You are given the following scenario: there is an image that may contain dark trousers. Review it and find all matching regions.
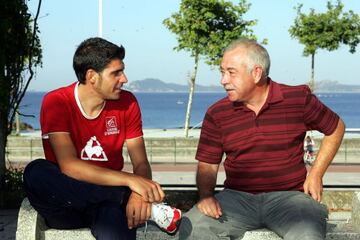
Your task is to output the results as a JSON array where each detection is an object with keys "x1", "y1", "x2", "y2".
[{"x1": 23, "y1": 159, "x2": 136, "y2": 240}]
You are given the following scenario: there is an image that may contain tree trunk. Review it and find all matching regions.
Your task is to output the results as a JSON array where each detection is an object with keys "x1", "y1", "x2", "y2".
[
  {"x1": 309, "y1": 53, "x2": 315, "y2": 92},
  {"x1": 0, "y1": 65, "x2": 8, "y2": 196},
  {"x1": 184, "y1": 54, "x2": 199, "y2": 138},
  {"x1": 15, "y1": 110, "x2": 20, "y2": 136},
  {"x1": 0, "y1": 112, "x2": 8, "y2": 193},
  {"x1": 0, "y1": 0, "x2": 42, "y2": 206}
]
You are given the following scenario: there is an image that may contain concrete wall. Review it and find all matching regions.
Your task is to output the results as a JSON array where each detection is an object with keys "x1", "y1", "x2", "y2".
[{"x1": 5, "y1": 136, "x2": 360, "y2": 165}]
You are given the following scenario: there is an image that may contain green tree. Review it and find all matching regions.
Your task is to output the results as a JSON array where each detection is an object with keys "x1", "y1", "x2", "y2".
[
  {"x1": 0, "y1": 0, "x2": 42, "y2": 200},
  {"x1": 289, "y1": 0, "x2": 360, "y2": 91},
  {"x1": 164, "y1": 0, "x2": 261, "y2": 137}
]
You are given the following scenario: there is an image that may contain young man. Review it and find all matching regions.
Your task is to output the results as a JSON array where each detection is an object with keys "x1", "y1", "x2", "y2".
[
  {"x1": 23, "y1": 37, "x2": 181, "y2": 240},
  {"x1": 179, "y1": 39, "x2": 345, "y2": 240}
]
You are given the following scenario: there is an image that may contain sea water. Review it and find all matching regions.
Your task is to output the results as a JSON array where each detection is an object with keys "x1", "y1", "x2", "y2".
[{"x1": 19, "y1": 91, "x2": 360, "y2": 130}]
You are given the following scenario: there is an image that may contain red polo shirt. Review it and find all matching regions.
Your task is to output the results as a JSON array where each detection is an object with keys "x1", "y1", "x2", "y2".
[
  {"x1": 40, "y1": 82, "x2": 143, "y2": 171},
  {"x1": 196, "y1": 79, "x2": 339, "y2": 193}
]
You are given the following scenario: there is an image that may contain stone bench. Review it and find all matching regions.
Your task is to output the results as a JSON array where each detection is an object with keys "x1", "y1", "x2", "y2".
[{"x1": 16, "y1": 192, "x2": 360, "y2": 240}]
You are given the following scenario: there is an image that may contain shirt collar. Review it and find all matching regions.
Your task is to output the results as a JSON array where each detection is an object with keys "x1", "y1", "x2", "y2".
[
  {"x1": 232, "y1": 78, "x2": 284, "y2": 111},
  {"x1": 267, "y1": 78, "x2": 284, "y2": 104}
]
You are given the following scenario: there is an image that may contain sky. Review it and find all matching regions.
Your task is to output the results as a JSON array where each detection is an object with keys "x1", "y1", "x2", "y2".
[{"x1": 27, "y1": 0, "x2": 360, "y2": 92}]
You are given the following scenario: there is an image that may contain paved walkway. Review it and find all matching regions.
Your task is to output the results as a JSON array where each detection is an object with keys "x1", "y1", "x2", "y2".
[
  {"x1": 125, "y1": 163, "x2": 360, "y2": 188},
  {"x1": 0, "y1": 209, "x2": 18, "y2": 240}
]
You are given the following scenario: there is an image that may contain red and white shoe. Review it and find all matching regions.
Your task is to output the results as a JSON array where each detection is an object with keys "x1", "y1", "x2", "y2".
[{"x1": 150, "y1": 203, "x2": 182, "y2": 233}]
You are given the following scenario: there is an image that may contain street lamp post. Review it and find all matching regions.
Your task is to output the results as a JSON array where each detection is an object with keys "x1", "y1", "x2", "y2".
[{"x1": 98, "y1": 0, "x2": 102, "y2": 37}]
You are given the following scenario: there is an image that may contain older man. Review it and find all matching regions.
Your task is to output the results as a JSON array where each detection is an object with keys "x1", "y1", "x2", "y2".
[{"x1": 180, "y1": 39, "x2": 345, "y2": 240}]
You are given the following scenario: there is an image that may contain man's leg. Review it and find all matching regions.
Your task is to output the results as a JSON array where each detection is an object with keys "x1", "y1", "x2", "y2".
[
  {"x1": 263, "y1": 191, "x2": 328, "y2": 240},
  {"x1": 90, "y1": 201, "x2": 136, "y2": 240},
  {"x1": 179, "y1": 189, "x2": 262, "y2": 240},
  {"x1": 23, "y1": 159, "x2": 131, "y2": 229}
]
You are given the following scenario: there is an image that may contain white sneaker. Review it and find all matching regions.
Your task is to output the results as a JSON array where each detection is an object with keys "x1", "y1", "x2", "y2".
[{"x1": 150, "y1": 203, "x2": 182, "y2": 233}]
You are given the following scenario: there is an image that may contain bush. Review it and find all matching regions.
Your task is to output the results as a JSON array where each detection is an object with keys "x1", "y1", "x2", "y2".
[{"x1": 1, "y1": 167, "x2": 26, "y2": 208}]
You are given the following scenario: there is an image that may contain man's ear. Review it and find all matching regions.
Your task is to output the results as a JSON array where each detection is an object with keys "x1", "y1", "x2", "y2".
[
  {"x1": 252, "y1": 65, "x2": 263, "y2": 84},
  {"x1": 85, "y1": 69, "x2": 98, "y2": 84}
]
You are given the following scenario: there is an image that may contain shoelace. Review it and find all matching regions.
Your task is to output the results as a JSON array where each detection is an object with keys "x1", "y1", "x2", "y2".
[
  {"x1": 158, "y1": 210, "x2": 172, "y2": 225},
  {"x1": 143, "y1": 221, "x2": 148, "y2": 237}
]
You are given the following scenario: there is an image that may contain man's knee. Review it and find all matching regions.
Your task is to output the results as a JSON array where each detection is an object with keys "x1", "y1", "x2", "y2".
[
  {"x1": 23, "y1": 159, "x2": 50, "y2": 192},
  {"x1": 23, "y1": 159, "x2": 74, "y2": 209},
  {"x1": 24, "y1": 159, "x2": 45, "y2": 179},
  {"x1": 179, "y1": 206, "x2": 227, "y2": 240},
  {"x1": 265, "y1": 192, "x2": 327, "y2": 239},
  {"x1": 23, "y1": 159, "x2": 55, "y2": 183}
]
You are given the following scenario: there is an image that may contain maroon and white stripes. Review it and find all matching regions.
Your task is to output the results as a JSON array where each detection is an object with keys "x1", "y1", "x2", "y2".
[{"x1": 196, "y1": 79, "x2": 339, "y2": 193}]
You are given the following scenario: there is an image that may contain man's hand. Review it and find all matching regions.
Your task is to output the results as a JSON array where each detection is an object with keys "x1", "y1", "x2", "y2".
[
  {"x1": 126, "y1": 192, "x2": 151, "y2": 229},
  {"x1": 196, "y1": 196, "x2": 222, "y2": 219},
  {"x1": 303, "y1": 172, "x2": 323, "y2": 202},
  {"x1": 128, "y1": 175, "x2": 165, "y2": 203},
  {"x1": 195, "y1": 161, "x2": 221, "y2": 219}
]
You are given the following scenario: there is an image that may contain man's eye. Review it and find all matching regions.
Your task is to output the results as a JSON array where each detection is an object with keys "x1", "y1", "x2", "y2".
[{"x1": 115, "y1": 71, "x2": 123, "y2": 76}]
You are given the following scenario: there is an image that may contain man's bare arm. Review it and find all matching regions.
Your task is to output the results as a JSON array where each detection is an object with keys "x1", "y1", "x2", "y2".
[
  {"x1": 197, "y1": 161, "x2": 219, "y2": 198},
  {"x1": 126, "y1": 137, "x2": 151, "y2": 179},
  {"x1": 49, "y1": 133, "x2": 161, "y2": 201},
  {"x1": 196, "y1": 161, "x2": 222, "y2": 219},
  {"x1": 304, "y1": 119, "x2": 345, "y2": 201},
  {"x1": 125, "y1": 136, "x2": 164, "y2": 229},
  {"x1": 126, "y1": 136, "x2": 164, "y2": 202}
]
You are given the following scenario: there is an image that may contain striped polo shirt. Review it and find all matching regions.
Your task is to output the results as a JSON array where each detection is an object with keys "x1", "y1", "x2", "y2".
[{"x1": 196, "y1": 79, "x2": 339, "y2": 193}]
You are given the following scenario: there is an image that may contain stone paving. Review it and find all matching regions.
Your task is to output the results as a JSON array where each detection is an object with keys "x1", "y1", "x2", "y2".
[{"x1": 0, "y1": 209, "x2": 18, "y2": 240}]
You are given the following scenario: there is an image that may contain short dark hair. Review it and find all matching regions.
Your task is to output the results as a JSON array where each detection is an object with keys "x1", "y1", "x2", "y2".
[{"x1": 73, "y1": 37, "x2": 125, "y2": 83}]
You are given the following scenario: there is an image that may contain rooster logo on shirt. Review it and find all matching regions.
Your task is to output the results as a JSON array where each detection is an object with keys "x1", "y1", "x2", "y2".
[{"x1": 80, "y1": 136, "x2": 108, "y2": 161}]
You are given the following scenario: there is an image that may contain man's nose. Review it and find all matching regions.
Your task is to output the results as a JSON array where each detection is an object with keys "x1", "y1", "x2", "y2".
[
  {"x1": 221, "y1": 73, "x2": 229, "y2": 85},
  {"x1": 120, "y1": 73, "x2": 128, "y2": 83}
]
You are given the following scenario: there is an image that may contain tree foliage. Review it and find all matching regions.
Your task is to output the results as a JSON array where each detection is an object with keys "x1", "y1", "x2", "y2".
[
  {"x1": 0, "y1": 0, "x2": 42, "y2": 195},
  {"x1": 163, "y1": 0, "x2": 260, "y2": 136},
  {"x1": 289, "y1": 0, "x2": 360, "y2": 90},
  {"x1": 164, "y1": 0, "x2": 259, "y2": 66}
]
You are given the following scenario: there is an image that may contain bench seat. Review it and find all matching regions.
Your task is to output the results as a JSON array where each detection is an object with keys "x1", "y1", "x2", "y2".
[{"x1": 16, "y1": 193, "x2": 360, "y2": 240}]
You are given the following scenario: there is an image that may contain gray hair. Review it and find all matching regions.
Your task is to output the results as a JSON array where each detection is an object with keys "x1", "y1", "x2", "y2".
[{"x1": 224, "y1": 39, "x2": 270, "y2": 80}]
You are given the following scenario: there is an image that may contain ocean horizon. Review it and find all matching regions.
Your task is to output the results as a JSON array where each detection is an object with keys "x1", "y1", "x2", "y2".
[{"x1": 19, "y1": 91, "x2": 360, "y2": 130}]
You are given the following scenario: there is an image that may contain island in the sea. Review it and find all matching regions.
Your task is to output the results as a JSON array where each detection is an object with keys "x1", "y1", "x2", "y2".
[{"x1": 123, "y1": 78, "x2": 360, "y2": 93}]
